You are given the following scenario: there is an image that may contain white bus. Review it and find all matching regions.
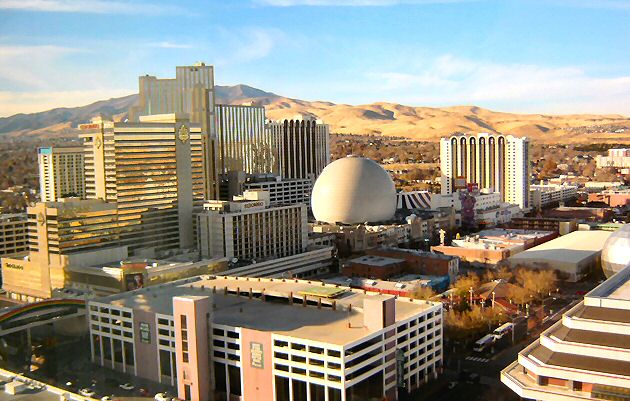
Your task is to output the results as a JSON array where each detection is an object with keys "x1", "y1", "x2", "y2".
[
  {"x1": 473, "y1": 334, "x2": 496, "y2": 352},
  {"x1": 492, "y1": 322, "x2": 514, "y2": 340}
]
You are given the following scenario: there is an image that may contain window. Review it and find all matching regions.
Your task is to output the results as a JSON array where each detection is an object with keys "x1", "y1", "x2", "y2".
[
  {"x1": 228, "y1": 365, "x2": 241, "y2": 396},
  {"x1": 291, "y1": 343, "x2": 306, "y2": 351}
]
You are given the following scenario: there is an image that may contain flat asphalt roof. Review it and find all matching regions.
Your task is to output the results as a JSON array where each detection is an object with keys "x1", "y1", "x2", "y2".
[
  {"x1": 100, "y1": 275, "x2": 436, "y2": 345},
  {"x1": 349, "y1": 255, "x2": 405, "y2": 267}
]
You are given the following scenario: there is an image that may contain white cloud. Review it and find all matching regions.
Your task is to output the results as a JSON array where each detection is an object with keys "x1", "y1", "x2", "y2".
[
  {"x1": 149, "y1": 41, "x2": 194, "y2": 49},
  {"x1": 258, "y1": 0, "x2": 477, "y2": 5},
  {"x1": 0, "y1": 89, "x2": 133, "y2": 117},
  {"x1": 0, "y1": 0, "x2": 187, "y2": 15},
  {"x1": 214, "y1": 28, "x2": 281, "y2": 66},
  {"x1": 363, "y1": 55, "x2": 630, "y2": 115}
]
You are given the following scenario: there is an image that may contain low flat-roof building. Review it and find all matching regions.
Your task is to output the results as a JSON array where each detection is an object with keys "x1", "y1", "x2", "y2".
[
  {"x1": 88, "y1": 275, "x2": 443, "y2": 401},
  {"x1": 530, "y1": 184, "x2": 578, "y2": 209},
  {"x1": 506, "y1": 230, "x2": 613, "y2": 281},
  {"x1": 501, "y1": 264, "x2": 630, "y2": 401},
  {"x1": 431, "y1": 229, "x2": 557, "y2": 266},
  {"x1": 588, "y1": 188, "x2": 630, "y2": 208}
]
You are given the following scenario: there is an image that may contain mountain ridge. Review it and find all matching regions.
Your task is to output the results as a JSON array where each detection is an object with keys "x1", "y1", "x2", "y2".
[{"x1": 1, "y1": 84, "x2": 629, "y2": 143}]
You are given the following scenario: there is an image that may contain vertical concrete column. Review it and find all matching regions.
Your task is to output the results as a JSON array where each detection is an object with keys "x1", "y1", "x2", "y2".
[{"x1": 174, "y1": 296, "x2": 212, "y2": 401}]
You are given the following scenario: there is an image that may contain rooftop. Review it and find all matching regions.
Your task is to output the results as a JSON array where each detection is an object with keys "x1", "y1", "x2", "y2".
[
  {"x1": 348, "y1": 255, "x2": 405, "y2": 267},
  {"x1": 98, "y1": 275, "x2": 437, "y2": 345},
  {"x1": 508, "y1": 230, "x2": 612, "y2": 264}
]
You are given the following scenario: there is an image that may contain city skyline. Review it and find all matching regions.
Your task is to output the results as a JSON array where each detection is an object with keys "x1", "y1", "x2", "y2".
[{"x1": 2, "y1": 0, "x2": 630, "y2": 117}]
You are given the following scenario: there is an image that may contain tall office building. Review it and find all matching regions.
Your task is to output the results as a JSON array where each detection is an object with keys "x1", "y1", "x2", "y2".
[
  {"x1": 502, "y1": 264, "x2": 630, "y2": 400},
  {"x1": 80, "y1": 114, "x2": 197, "y2": 255},
  {"x1": 0, "y1": 213, "x2": 27, "y2": 257},
  {"x1": 215, "y1": 104, "x2": 276, "y2": 176},
  {"x1": 267, "y1": 116, "x2": 330, "y2": 181},
  {"x1": 197, "y1": 190, "x2": 307, "y2": 261},
  {"x1": 128, "y1": 63, "x2": 219, "y2": 199},
  {"x1": 38, "y1": 146, "x2": 85, "y2": 202},
  {"x1": 440, "y1": 133, "x2": 530, "y2": 209}
]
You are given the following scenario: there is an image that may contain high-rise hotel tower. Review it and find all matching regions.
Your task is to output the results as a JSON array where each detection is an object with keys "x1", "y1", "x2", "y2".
[
  {"x1": 267, "y1": 115, "x2": 330, "y2": 181},
  {"x1": 80, "y1": 114, "x2": 198, "y2": 254},
  {"x1": 440, "y1": 133, "x2": 530, "y2": 209},
  {"x1": 128, "y1": 63, "x2": 219, "y2": 200},
  {"x1": 38, "y1": 146, "x2": 86, "y2": 202}
]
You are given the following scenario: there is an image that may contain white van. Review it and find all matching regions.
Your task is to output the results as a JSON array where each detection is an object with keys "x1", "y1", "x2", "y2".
[
  {"x1": 473, "y1": 334, "x2": 496, "y2": 352},
  {"x1": 492, "y1": 322, "x2": 514, "y2": 340}
]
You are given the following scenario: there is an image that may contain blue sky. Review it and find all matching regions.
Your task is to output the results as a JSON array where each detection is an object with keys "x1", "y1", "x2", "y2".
[{"x1": 1, "y1": 0, "x2": 630, "y2": 117}]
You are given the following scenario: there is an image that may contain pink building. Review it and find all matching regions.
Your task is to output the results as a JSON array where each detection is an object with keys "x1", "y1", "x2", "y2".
[{"x1": 88, "y1": 275, "x2": 443, "y2": 401}]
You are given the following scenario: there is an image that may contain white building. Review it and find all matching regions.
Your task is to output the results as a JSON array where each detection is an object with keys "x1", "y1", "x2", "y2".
[
  {"x1": 427, "y1": 191, "x2": 522, "y2": 227},
  {"x1": 530, "y1": 184, "x2": 578, "y2": 209},
  {"x1": 502, "y1": 264, "x2": 630, "y2": 400},
  {"x1": 440, "y1": 133, "x2": 530, "y2": 209},
  {"x1": 197, "y1": 190, "x2": 307, "y2": 261},
  {"x1": 596, "y1": 148, "x2": 630, "y2": 168},
  {"x1": 38, "y1": 146, "x2": 85, "y2": 202},
  {"x1": 244, "y1": 176, "x2": 312, "y2": 206}
]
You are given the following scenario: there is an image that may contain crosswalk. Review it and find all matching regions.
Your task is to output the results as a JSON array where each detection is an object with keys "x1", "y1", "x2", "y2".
[{"x1": 465, "y1": 356, "x2": 490, "y2": 363}]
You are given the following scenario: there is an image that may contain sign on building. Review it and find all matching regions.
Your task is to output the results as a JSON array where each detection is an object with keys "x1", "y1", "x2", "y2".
[
  {"x1": 139, "y1": 322, "x2": 151, "y2": 344},
  {"x1": 396, "y1": 348, "x2": 406, "y2": 388},
  {"x1": 250, "y1": 342, "x2": 264, "y2": 369}
]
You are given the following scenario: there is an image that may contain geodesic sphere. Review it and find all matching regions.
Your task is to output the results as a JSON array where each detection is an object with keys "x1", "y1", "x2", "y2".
[{"x1": 601, "y1": 224, "x2": 630, "y2": 278}]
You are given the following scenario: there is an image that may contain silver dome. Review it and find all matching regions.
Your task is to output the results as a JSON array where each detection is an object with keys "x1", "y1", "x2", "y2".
[{"x1": 601, "y1": 224, "x2": 630, "y2": 278}]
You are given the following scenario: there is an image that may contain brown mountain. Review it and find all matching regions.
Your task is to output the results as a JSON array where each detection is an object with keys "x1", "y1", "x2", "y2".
[{"x1": 1, "y1": 86, "x2": 629, "y2": 143}]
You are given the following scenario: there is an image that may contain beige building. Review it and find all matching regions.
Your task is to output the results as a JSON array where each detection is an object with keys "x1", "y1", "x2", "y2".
[
  {"x1": 440, "y1": 133, "x2": 530, "y2": 209},
  {"x1": 502, "y1": 264, "x2": 630, "y2": 401},
  {"x1": 38, "y1": 146, "x2": 85, "y2": 202},
  {"x1": 80, "y1": 114, "x2": 197, "y2": 255},
  {"x1": 128, "y1": 63, "x2": 219, "y2": 199},
  {"x1": 0, "y1": 213, "x2": 28, "y2": 257},
  {"x1": 1, "y1": 199, "x2": 127, "y2": 301},
  {"x1": 507, "y1": 230, "x2": 613, "y2": 281},
  {"x1": 267, "y1": 116, "x2": 330, "y2": 181},
  {"x1": 197, "y1": 190, "x2": 307, "y2": 261}
]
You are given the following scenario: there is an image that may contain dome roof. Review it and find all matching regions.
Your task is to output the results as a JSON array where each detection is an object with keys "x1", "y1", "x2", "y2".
[
  {"x1": 601, "y1": 224, "x2": 630, "y2": 278},
  {"x1": 311, "y1": 156, "x2": 397, "y2": 224}
]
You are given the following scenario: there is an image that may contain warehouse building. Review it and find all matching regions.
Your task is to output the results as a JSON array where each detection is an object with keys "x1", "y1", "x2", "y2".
[{"x1": 506, "y1": 230, "x2": 613, "y2": 281}]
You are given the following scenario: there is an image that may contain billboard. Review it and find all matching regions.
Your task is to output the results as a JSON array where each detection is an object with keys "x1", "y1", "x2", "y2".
[
  {"x1": 454, "y1": 177, "x2": 467, "y2": 190},
  {"x1": 125, "y1": 273, "x2": 145, "y2": 291}
]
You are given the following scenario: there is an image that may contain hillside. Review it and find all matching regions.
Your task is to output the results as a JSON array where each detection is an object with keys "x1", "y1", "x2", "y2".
[{"x1": 1, "y1": 85, "x2": 629, "y2": 143}]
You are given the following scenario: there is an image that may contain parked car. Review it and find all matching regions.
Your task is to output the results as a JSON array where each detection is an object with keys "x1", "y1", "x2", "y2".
[
  {"x1": 119, "y1": 382, "x2": 135, "y2": 391},
  {"x1": 79, "y1": 388, "x2": 96, "y2": 397},
  {"x1": 155, "y1": 393, "x2": 172, "y2": 401}
]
